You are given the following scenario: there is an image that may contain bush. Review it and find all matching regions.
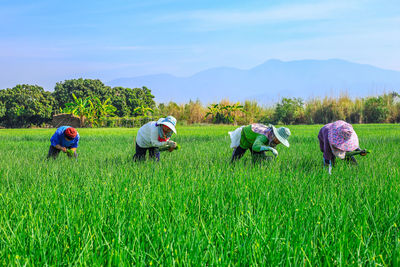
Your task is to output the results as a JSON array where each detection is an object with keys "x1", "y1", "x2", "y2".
[
  {"x1": 363, "y1": 97, "x2": 389, "y2": 123},
  {"x1": 273, "y1": 98, "x2": 305, "y2": 125}
]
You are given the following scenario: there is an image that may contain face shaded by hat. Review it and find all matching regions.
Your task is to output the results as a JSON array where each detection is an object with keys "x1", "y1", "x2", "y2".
[
  {"x1": 157, "y1": 116, "x2": 177, "y2": 134},
  {"x1": 271, "y1": 126, "x2": 291, "y2": 147}
]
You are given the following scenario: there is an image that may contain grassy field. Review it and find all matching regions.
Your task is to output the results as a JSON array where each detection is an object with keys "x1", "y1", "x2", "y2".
[{"x1": 0, "y1": 124, "x2": 399, "y2": 265}]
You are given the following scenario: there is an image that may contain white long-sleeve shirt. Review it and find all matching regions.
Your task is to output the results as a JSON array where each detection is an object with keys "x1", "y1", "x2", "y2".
[{"x1": 136, "y1": 121, "x2": 169, "y2": 148}]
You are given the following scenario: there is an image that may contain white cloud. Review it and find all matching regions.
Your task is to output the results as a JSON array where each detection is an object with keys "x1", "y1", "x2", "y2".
[
  {"x1": 103, "y1": 46, "x2": 150, "y2": 51},
  {"x1": 156, "y1": 1, "x2": 358, "y2": 29},
  {"x1": 103, "y1": 45, "x2": 190, "y2": 52}
]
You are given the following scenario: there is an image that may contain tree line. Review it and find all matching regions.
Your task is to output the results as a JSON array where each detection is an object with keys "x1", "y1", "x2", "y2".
[
  {"x1": 0, "y1": 79, "x2": 155, "y2": 128},
  {"x1": 0, "y1": 78, "x2": 399, "y2": 128},
  {"x1": 157, "y1": 93, "x2": 400, "y2": 125}
]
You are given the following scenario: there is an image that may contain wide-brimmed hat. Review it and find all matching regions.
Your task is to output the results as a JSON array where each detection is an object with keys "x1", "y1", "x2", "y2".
[
  {"x1": 327, "y1": 120, "x2": 358, "y2": 151},
  {"x1": 157, "y1": 116, "x2": 177, "y2": 134},
  {"x1": 271, "y1": 126, "x2": 291, "y2": 147},
  {"x1": 64, "y1": 127, "x2": 77, "y2": 139}
]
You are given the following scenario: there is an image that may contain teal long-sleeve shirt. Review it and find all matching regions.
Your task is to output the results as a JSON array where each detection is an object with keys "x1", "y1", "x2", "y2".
[{"x1": 239, "y1": 125, "x2": 273, "y2": 152}]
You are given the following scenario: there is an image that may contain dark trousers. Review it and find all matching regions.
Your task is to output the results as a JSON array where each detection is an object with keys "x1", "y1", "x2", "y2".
[
  {"x1": 133, "y1": 143, "x2": 160, "y2": 161},
  {"x1": 47, "y1": 146, "x2": 77, "y2": 159},
  {"x1": 324, "y1": 156, "x2": 357, "y2": 167},
  {"x1": 231, "y1": 146, "x2": 266, "y2": 163}
]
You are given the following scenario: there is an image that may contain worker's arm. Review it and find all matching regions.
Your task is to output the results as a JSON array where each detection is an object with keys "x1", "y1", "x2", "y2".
[
  {"x1": 253, "y1": 135, "x2": 278, "y2": 156},
  {"x1": 252, "y1": 135, "x2": 268, "y2": 152},
  {"x1": 50, "y1": 129, "x2": 63, "y2": 150},
  {"x1": 55, "y1": 144, "x2": 67, "y2": 152},
  {"x1": 346, "y1": 149, "x2": 369, "y2": 157},
  {"x1": 158, "y1": 141, "x2": 177, "y2": 152}
]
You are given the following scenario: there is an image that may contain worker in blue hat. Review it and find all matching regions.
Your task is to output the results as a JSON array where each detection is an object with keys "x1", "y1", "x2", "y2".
[{"x1": 133, "y1": 116, "x2": 178, "y2": 161}]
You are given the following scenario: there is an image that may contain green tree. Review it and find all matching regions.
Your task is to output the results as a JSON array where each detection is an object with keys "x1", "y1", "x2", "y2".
[
  {"x1": 54, "y1": 80, "x2": 155, "y2": 118},
  {"x1": 109, "y1": 87, "x2": 130, "y2": 117},
  {"x1": 53, "y1": 78, "x2": 112, "y2": 109},
  {"x1": 274, "y1": 98, "x2": 305, "y2": 124},
  {"x1": 0, "y1": 84, "x2": 55, "y2": 127},
  {"x1": 0, "y1": 101, "x2": 5, "y2": 118},
  {"x1": 133, "y1": 106, "x2": 154, "y2": 117},
  {"x1": 221, "y1": 102, "x2": 244, "y2": 124},
  {"x1": 363, "y1": 96, "x2": 389, "y2": 123},
  {"x1": 205, "y1": 104, "x2": 222, "y2": 123},
  {"x1": 205, "y1": 102, "x2": 244, "y2": 124},
  {"x1": 62, "y1": 93, "x2": 91, "y2": 127},
  {"x1": 88, "y1": 97, "x2": 117, "y2": 127},
  {"x1": 125, "y1": 86, "x2": 156, "y2": 115},
  {"x1": 109, "y1": 86, "x2": 155, "y2": 117}
]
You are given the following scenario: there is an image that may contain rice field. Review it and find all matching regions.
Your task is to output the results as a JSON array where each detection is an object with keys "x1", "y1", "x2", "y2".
[{"x1": 0, "y1": 124, "x2": 399, "y2": 265}]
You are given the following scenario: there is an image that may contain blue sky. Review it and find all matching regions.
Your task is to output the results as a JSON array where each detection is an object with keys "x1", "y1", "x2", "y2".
[{"x1": 1, "y1": 0, "x2": 399, "y2": 90}]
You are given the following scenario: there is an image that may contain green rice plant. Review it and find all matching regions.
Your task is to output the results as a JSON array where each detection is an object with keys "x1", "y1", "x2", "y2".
[
  {"x1": 0, "y1": 124, "x2": 399, "y2": 265},
  {"x1": 66, "y1": 149, "x2": 75, "y2": 157},
  {"x1": 157, "y1": 142, "x2": 181, "y2": 152}
]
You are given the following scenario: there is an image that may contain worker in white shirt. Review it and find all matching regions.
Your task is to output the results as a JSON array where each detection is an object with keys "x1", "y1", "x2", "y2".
[{"x1": 133, "y1": 116, "x2": 178, "y2": 161}]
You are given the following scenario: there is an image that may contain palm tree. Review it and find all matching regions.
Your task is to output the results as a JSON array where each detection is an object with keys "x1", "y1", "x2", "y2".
[
  {"x1": 205, "y1": 104, "x2": 221, "y2": 123},
  {"x1": 88, "y1": 97, "x2": 117, "y2": 127},
  {"x1": 133, "y1": 105, "x2": 154, "y2": 117},
  {"x1": 223, "y1": 102, "x2": 244, "y2": 124},
  {"x1": 63, "y1": 93, "x2": 90, "y2": 127}
]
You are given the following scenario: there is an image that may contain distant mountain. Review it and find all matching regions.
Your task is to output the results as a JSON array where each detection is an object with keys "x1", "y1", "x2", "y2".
[{"x1": 107, "y1": 59, "x2": 400, "y2": 104}]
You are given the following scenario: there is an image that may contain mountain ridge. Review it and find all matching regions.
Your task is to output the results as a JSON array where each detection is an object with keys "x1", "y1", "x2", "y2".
[{"x1": 107, "y1": 59, "x2": 400, "y2": 104}]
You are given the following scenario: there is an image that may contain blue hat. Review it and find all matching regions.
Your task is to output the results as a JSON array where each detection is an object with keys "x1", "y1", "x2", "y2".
[{"x1": 157, "y1": 116, "x2": 177, "y2": 134}]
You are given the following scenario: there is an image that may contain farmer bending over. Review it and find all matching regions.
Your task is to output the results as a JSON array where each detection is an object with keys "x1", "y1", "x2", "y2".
[
  {"x1": 229, "y1": 123, "x2": 290, "y2": 163},
  {"x1": 318, "y1": 120, "x2": 368, "y2": 172},
  {"x1": 133, "y1": 116, "x2": 177, "y2": 161},
  {"x1": 47, "y1": 126, "x2": 79, "y2": 159}
]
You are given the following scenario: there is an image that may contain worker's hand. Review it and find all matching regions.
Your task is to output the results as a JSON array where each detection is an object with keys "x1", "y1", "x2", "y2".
[
  {"x1": 270, "y1": 147, "x2": 278, "y2": 157},
  {"x1": 166, "y1": 141, "x2": 175, "y2": 152},
  {"x1": 61, "y1": 147, "x2": 67, "y2": 153}
]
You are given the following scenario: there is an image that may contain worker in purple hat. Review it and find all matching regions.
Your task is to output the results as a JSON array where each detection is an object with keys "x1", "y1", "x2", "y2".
[
  {"x1": 133, "y1": 116, "x2": 178, "y2": 161},
  {"x1": 318, "y1": 120, "x2": 368, "y2": 173}
]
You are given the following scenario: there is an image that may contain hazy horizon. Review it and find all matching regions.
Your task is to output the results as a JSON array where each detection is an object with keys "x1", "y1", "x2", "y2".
[{"x1": 1, "y1": 0, "x2": 400, "y2": 91}]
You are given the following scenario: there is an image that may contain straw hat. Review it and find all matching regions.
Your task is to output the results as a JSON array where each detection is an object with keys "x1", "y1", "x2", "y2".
[{"x1": 271, "y1": 126, "x2": 291, "y2": 147}]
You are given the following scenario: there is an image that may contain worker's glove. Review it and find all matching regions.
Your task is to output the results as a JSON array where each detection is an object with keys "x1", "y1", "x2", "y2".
[
  {"x1": 270, "y1": 147, "x2": 278, "y2": 157},
  {"x1": 167, "y1": 141, "x2": 177, "y2": 149},
  {"x1": 360, "y1": 149, "x2": 368, "y2": 156},
  {"x1": 261, "y1": 146, "x2": 278, "y2": 157}
]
